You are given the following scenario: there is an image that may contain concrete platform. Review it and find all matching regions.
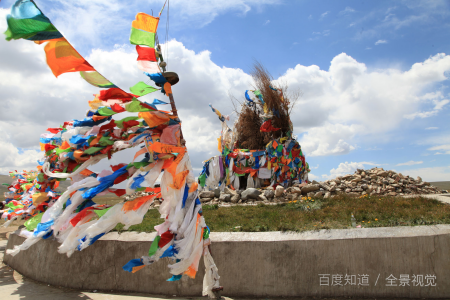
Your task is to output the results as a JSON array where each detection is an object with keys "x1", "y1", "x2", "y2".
[
  {"x1": 407, "y1": 193, "x2": 450, "y2": 205},
  {"x1": 3, "y1": 225, "x2": 450, "y2": 298}
]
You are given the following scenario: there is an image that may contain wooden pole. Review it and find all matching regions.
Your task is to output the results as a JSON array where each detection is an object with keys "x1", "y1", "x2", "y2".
[{"x1": 164, "y1": 81, "x2": 185, "y2": 145}]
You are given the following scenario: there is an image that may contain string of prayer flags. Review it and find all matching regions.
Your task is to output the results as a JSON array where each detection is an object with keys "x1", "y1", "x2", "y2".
[{"x1": 3, "y1": 2, "x2": 222, "y2": 297}]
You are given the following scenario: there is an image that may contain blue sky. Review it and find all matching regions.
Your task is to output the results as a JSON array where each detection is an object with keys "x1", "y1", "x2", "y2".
[{"x1": 0, "y1": 0, "x2": 449, "y2": 181}]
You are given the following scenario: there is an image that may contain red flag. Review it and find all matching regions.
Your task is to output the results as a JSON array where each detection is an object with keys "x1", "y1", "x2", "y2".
[{"x1": 260, "y1": 120, "x2": 280, "y2": 132}]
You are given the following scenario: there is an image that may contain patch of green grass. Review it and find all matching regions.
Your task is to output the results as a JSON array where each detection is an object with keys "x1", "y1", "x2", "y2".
[
  {"x1": 3, "y1": 194, "x2": 449, "y2": 233},
  {"x1": 115, "y1": 194, "x2": 450, "y2": 233}
]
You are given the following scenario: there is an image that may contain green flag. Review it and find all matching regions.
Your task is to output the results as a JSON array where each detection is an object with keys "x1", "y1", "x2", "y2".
[
  {"x1": 94, "y1": 207, "x2": 112, "y2": 218},
  {"x1": 115, "y1": 116, "x2": 140, "y2": 128},
  {"x1": 130, "y1": 27, "x2": 155, "y2": 48},
  {"x1": 130, "y1": 82, "x2": 158, "y2": 97},
  {"x1": 83, "y1": 146, "x2": 104, "y2": 155},
  {"x1": 125, "y1": 99, "x2": 153, "y2": 113},
  {"x1": 148, "y1": 235, "x2": 161, "y2": 256},
  {"x1": 24, "y1": 213, "x2": 43, "y2": 231},
  {"x1": 98, "y1": 107, "x2": 117, "y2": 116}
]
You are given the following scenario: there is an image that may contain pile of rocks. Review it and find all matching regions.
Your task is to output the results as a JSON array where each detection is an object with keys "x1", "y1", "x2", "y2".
[
  {"x1": 322, "y1": 167, "x2": 443, "y2": 197},
  {"x1": 198, "y1": 167, "x2": 445, "y2": 205}
]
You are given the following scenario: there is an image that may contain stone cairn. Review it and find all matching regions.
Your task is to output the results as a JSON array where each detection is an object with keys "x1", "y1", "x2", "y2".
[{"x1": 198, "y1": 167, "x2": 446, "y2": 206}]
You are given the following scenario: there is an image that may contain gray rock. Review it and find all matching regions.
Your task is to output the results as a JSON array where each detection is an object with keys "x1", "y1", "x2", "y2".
[
  {"x1": 286, "y1": 194, "x2": 295, "y2": 201},
  {"x1": 319, "y1": 182, "x2": 332, "y2": 191},
  {"x1": 241, "y1": 188, "x2": 261, "y2": 201},
  {"x1": 275, "y1": 185, "x2": 284, "y2": 197},
  {"x1": 351, "y1": 176, "x2": 362, "y2": 183},
  {"x1": 231, "y1": 194, "x2": 240, "y2": 203},
  {"x1": 264, "y1": 189, "x2": 275, "y2": 199},
  {"x1": 324, "y1": 192, "x2": 331, "y2": 199},
  {"x1": 199, "y1": 191, "x2": 214, "y2": 198},
  {"x1": 287, "y1": 187, "x2": 302, "y2": 194},
  {"x1": 378, "y1": 171, "x2": 389, "y2": 177},
  {"x1": 200, "y1": 197, "x2": 213, "y2": 203},
  {"x1": 258, "y1": 194, "x2": 268, "y2": 202},
  {"x1": 301, "y1": 184, "x2": 320, "y2": 194},
  {"x1": 214, "y1": 187, "x2": 220, "y2": 198},
  {"x1": 224, "y1": 187, "x2": 237, "y2": 195},
  {"x1": 219, "y1": 193, "x2": 231, "y2": 202},
  {"x1": 314, "y1": 191, "x2": 324, "y2": 198},
  {"x1": 274, "y1": 197, "x2": 285, "y2": 203}
]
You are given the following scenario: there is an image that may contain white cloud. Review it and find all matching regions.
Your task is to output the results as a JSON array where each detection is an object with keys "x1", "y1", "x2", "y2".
[
  {"x1": 426, "y1": 127, "x2": 439, "y2": 130},
  {"x1": 322, "y1": 161, "x2": 382, "y2": 180},
  {"x1": 308, "y1": 173, "x2": 319, "y2": 180},
  {"x1": 0, "y1": 137, "x2": 43, "y2": 175},
  {"x1": 366, "y1": 146, "x2": 382, "y2": 151},
  {"x1": 383, "y1": 13, "x2": 429, "y2": 30},
  {"x1": 351, "y1": 2, "x2": 449, "y2": 42},
  {"x1": 428, "y1": 145, "x2": 450, "y2": 155},
  {"x1": 17, "y1": 0, "x2": 282, "y2": 50},
  {"x1": 434, "y1": 99, "x2": 449, "y2": 110},
  {"x1": 321, "y1": 30, "x2": 331, "y2": 36},
  {"x1": 400, "y1": 166, "x2": 450, "y2": 182},
  {"x1": 404, "y1": 91, "x2": 449, "y2": 120},
  {"x1": 320, "y1": 11, "x2": 330, "y2": 20},
  {"x1": 274, "y1": 52, "x2": 450, "y2": 156},
  {"x1": 339, "y1": 7, "x2": 355, "y2": 15},
  {"x1": 375, "y1": 39, "x2": 388, "y2": 45},
  {"x1": 404, "y1": 110, "x2": 439, "y2": 119},
  {"x1": 396, "y1": 160, "x2": 423, "y2": 166},
  {"x1": 297, "y1": 123, "x2": 359, "y2": 156},
  {"x1": 264, "y1": 20, "x2": 270, "y2": 25}
]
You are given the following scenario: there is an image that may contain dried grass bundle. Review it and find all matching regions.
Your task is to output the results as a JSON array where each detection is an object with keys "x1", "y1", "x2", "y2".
[{"x1": 234, "y1": 61, "x2": 300, "y2": 150}]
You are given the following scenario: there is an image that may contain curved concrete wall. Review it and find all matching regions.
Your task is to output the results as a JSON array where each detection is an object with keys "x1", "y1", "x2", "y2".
[{"x1": 4, "y1": 225, "x2": 450, "y2": 298}]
